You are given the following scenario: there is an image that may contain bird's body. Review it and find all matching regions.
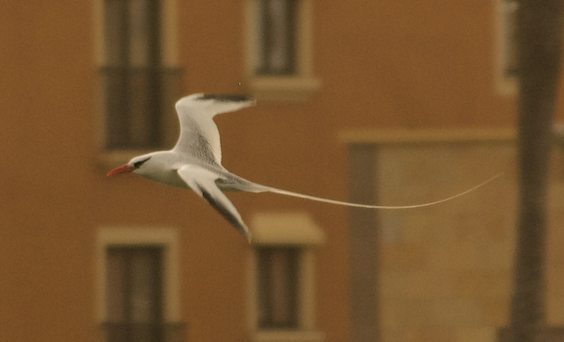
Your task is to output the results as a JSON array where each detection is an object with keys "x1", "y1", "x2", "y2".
[
  {"x1": 124, "y1": 150, "x2": 258, "y2": 191},
  {"x1": 107, "y1": 93, "x2": 498, "y2": 241}
]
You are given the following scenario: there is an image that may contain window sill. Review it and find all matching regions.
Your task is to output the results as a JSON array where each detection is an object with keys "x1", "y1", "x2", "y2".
[
  {"x1": 496, "y1": 75, "x2": 517, "y2": 95},
  {"x1": 251, "y1": 330, "x2": 325, "y2": 342},
  {"x1": 249, "y1": 212, "x2": 326, "y2": 246},
  {"x1": 248, "y1": 76, "x2": 321, "y2": 102}
]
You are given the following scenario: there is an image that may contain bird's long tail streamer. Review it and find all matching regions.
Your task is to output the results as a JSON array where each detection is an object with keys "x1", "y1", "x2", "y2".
[{"x1": 264, "y1": 173, "x2": 502, "y2": 209}]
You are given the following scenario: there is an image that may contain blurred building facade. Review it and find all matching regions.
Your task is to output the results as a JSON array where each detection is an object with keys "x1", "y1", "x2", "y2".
[{"x1": 3, "y1": 1, "x2": 564, "y2": 342}]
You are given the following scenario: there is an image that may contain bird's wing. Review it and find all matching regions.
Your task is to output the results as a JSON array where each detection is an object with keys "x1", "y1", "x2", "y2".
[
  {"x1": 177, "y1": 164, "x2": 251, "y2": 241},
  {"x1": 173, "y1": 93, "x2": 256, "y2": 165}
]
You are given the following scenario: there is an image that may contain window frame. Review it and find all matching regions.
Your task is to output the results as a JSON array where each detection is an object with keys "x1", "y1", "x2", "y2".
[
  {"x1": 96, "y1": 227, "x2": 181, "y2": 326},
  {"x1": 247, "y1": 212, "x2": 325, "y2": 342},
  {"x1": 93, "y1": 0, "x2": 181, "y2": 168},
  {"x1": 245, "y1": 0, "x2": 321, "y2": 101},
  {"x1": 103, "y1": 245, "x2": 168, "y2": 342},
  {"x1": 105, "y1": 246, "x2": 164, "y2": 323},
  {"x1": 256, "y1": 246, "x2": 300, "y2": 329},
  {"x1": 495, "y1": 0, "x2": 518, "y2": 95},
  {"x1": 254, "y1": 0, "x2": 298, "y2": 76}
]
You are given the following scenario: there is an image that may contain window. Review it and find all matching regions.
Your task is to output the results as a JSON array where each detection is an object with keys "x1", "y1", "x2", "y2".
[
  {"x1": 254, "y1": 0, "x2": 297, "y2": 75},
  {"x1": 96, "y1": 227, "x2": 184, "y2": 342},
  {"x1": 248, "y1": 212, "x2": 325, "y2": 342},
  {"x1": 500, "y1": 0, "x2": 518, "y2": 77},
  {"x1": 95, "y1": 0, "x2": 181, "y2": 153},
  {"x1": 246, "y1": 0, "x2": 321, "y2": 101},
  {"x1": 104, "y1": 247, "x2": 164, "y2": 341},
  {"x1": 495, "y1": 0, "x2": 518, "y2": 94},
  {"x1": 256, "y1": 247, "x2": 299, "y2": 329},
  {"x1": 102, "y1": 0, "x2": 164, "y2": 150}
]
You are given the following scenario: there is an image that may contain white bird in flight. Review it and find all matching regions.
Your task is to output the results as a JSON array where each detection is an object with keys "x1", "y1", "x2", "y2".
[{"x1": 107, "y1": 93, "x2": 498, "y2": 242}]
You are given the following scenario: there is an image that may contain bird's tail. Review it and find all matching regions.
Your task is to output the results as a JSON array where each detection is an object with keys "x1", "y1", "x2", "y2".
[{"x1": 249, "y1": 174, "x2": 501, "y2": 209}]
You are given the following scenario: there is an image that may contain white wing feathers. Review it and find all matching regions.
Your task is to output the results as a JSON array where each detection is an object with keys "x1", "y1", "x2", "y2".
[
  {"x1": 177, "y1": 164, "x2": 251, "y2": 241},
  {"x1": 173, "y1": 93, "x2": 256, "y2": 165}
]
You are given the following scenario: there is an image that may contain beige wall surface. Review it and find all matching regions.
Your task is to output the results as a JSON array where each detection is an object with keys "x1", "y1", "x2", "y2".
[{"x1": 370, "y1": 131, "x2": 564, "y2": 342}]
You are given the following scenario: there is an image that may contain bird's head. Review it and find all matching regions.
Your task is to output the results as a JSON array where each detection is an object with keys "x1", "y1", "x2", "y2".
[{"x1": 106, "y1": 154, "x2": 153, "y2": 177}]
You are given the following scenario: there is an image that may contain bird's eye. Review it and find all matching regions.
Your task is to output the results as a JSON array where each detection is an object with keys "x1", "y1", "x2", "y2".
[{"x1": 133, "y1": 157, "x2": 151, "y2": 168}]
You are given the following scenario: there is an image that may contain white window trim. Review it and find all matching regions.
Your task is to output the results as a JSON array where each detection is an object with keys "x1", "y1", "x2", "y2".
[
  {"x1": 245, "y1": 0, "x2": 322, "y2": 101},
  {"x1": 93, "y1": 0, "x2": 180, "y2": 169},
  {"x1": 95, "y1": 227, "x2": 181, "y2": 323},
  {"x1": 494, "y1": 0, "x2": 518, "y2": 95},
  {"x1": 247, "y1": 212, "x2": 325, "y2": 342}
]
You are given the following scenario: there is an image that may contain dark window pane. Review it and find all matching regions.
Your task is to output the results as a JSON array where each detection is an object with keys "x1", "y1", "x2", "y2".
[
  {"x1": 255, "y1": 0, "x2": 296, "y2": 75},
  {"x1": 103, "y1": 246, "x2": 190, "y2": 342},
  {"x1": 106, "y1": 247, "x2": 163, "y2": 324},
  {"x1": 257, "y1": 247, "x2": 299, "y2": 329},
  {"x1": 102, "y1": 0, "x2": 166, "y2": 150},
  {"x1": 104, "y1": 0, "x2": 160, "y2": 67},
  {"x1": 101, "y1": 67, "x2": 163, "y2": 150},
  {"x1": 106, "y1": 250, "x2": 127, "y2": 322},
  {"x1": 502, "y1": 0, "x2": 518, "y2": 77},
  {"x1": 104, "y1": 0, "x2": 128, "y2": 66}
]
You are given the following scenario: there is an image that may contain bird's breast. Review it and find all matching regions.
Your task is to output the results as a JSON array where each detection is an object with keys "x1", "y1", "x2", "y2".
[{"x1": 141, "y1": 169, "x2": 189, "y2": 189}]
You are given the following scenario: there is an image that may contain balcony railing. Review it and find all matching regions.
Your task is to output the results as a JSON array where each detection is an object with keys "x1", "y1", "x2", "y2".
[
  {"x1": 498, "y1": 326, "x2": 564, "y2": 342},
  {"x1": 100, "y1": 322, "x2": 187, "y2": 342},
  {"x1": 99, "y1": 66, "x2": 183, "y2": 150}
]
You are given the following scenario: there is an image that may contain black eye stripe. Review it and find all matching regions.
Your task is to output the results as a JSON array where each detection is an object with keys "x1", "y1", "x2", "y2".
[{"x1": 133, "y1": 157, "x2": 151, "y2": 168}]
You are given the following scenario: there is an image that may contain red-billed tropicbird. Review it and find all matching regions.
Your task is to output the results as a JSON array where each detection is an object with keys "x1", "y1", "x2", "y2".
[{"x1": 107, "y1": 93, "x2": 498, "y2": 241}]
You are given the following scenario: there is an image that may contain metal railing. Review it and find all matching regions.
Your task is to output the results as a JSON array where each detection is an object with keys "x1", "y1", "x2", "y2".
[
  {"x1": 100, "y1": 322, "x2": 187, "y2": 342},
  {"x1": 99, "y1": 66, "x2": 183, "y2": 150},
  {"x1": 498, "y1": 326, "x2": 564, "y2": 342}
]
